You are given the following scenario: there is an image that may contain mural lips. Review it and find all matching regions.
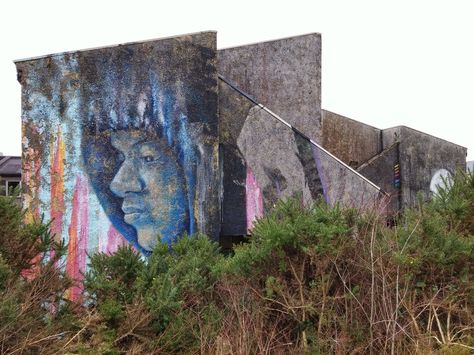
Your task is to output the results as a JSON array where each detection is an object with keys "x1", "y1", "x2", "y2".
[{"x1": 121, "y1": 204, "x2": 145, "y2": 224}]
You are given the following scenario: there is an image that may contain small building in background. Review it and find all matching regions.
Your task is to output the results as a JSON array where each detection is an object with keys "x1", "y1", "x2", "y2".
[{"x1": 0, "y1": 155, "x2": 21, "y2": 196}]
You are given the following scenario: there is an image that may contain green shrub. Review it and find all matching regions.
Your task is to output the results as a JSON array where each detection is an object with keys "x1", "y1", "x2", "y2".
[
  {"x1": 85, "y1": 245, "x2": 145, "y2": 306},
  {"x1": 0, "y1": 195, "x2": 77, "y2": 354},
  {"x1": 2, "y1": 170, "x2": 473, "y2": 354},
  {"x1": 82, "y1": 234, "x2": 223, "y2": 353}
]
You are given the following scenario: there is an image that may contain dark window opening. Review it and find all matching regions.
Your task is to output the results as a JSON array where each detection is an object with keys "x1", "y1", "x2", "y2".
[{"x1": 6, "y1": 180, "x2": 20, "y2": 196}]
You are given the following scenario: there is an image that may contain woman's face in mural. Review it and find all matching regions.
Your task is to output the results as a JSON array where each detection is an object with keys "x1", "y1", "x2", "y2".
[{"x1": 110, "y1": 129, "x2": 189, "y2": 251}]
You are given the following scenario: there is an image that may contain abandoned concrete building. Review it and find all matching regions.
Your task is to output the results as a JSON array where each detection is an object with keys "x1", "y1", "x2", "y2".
[{"x1": 15, "y1": 32, "x2": 467, "y2": 266}]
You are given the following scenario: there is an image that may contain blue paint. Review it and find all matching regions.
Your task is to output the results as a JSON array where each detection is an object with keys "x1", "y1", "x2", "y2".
[
  {"x1": 79, "y1": 52, "x2": 200, "y2": 254},
  {"x1": 108, "y1": 130, "x2": 190, "y2": 250}
]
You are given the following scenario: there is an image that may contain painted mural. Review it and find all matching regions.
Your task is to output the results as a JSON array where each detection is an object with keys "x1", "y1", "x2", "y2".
[
  {"x1": 216, "y1": 34, "x2": 386, "y2": 236},
  {"x1": 16, "y1": 33, "x2": 219, "y2": 297},
  {"x1": 218, "y1": 80, "x2": 383, "y2": 236}
]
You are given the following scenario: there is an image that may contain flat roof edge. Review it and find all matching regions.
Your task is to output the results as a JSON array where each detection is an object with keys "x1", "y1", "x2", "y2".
[
  {"x1": 218, "y1": 32, "x2": 321, "y2": 51},
  {"x1": 14, "y1": 30, "x2": 217, "y2": 64},
  {"x1": 322, "y1": 109, "x2": 382, "y2": 131},
  {"x1": 384, "y1": 125, "x2": 467, "y2": 149}
]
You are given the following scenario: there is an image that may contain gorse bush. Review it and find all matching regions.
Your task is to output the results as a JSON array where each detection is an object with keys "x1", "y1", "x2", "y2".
[
  {"x1": 432, "y1": 170, "x2": 474, "y2": 234},
  {"x1": 80, "y1": 234, "x2": 224, "y2": 353},
  {"x1": 214, "y1": 199, "x2": 359, "y2": 352},
  {"x1": 225, "y1": 199, "x2": 351, "y2": 276},
  {"x1": 1, "y1": 170, "x2": 473, "y2": 354},
  {"x1": 0, "y1": 194, "x2": 77, "y2": 354}
]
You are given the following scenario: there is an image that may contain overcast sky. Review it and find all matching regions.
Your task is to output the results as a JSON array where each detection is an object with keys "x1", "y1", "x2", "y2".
[{"x1": 1, "y1": 0, "x2": 473, "y2": 160}]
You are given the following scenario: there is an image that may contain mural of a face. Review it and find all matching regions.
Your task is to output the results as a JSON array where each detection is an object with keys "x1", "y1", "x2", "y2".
[
  {"x1": 109, "y1": 129, "x2": 189, "y2": 251},
  {"x1": 17, "y1": 34, "x2": 219, "y2": 303},
  {"x1": 18, "y1": 34, "x2": 220, "y2": 261}
]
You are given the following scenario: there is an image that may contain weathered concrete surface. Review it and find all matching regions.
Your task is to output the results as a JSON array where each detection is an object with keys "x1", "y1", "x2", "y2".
[
  {"x1": 218, "y1": 35, "x2": 384, "y2": 235},
  {"x1": 322, "y1": 110, "x2": 382, "y2": 168},
  {"x1": 383, "y1": 126, "x2": 467, "y2": 208},
  {"x1": 315, "y1": 146, "x2": 382, "y2": 209},
  {"x1": 16, "y1": 31, "x2": 220, "y2": 295},
  {"x1": 237, "y1": 107, "x2": 317, "y2": 211},
  {"x1": 218, "y1": 80, "x2": 253, "y2": 236},
  {"x1": 219, "y1": 79, "x2": 320, "y2": 235},
  {"x1": 321, "y1": 110, "x2": 467, "y2": 212},
  {"x1": 16, "y1": 29, "x2": 467, "y2": 254},
  {"x1": 218, "y1": 33, "x2": 322, "y2": 143},
  {"x1": 219, "y1": 75, "x2": 382, "y2": 237},
  {"x1": 218, "y1": 34, "x2": 322, "y2": 236},
  {"x1": 358, "y1": 143, "x2": 400, "y2": 213}
]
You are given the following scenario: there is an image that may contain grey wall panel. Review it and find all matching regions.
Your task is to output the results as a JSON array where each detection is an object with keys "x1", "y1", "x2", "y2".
[
  {"x1": 322, "y1": 110, "x2": 382, "y2": 168},
  {"x1": 218, "y1": 33, "x2": 322, "y2": 143}
]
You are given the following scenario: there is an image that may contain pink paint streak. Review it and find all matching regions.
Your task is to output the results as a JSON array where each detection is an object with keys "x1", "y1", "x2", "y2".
[
  {"x1": 66, "y1": 175, "x2": 89, "y2": 301},
  {"x1": 106, "y1": 224, "x2": 127, "y2": 254},
  {"x1": 245, "y1": 167, "x2": 264, "y2": 232},
  {"x1": 50, "y1": 130, "x2": 65, "y2": 238}
]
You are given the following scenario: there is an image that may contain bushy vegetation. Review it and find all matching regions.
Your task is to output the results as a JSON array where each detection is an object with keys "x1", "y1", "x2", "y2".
[
  {"x1": 0, "y1": 192, "x2": 77, "y2": 354},
  {"x1": 0, "y1": 171, "x2": 473, "y2": 354}
]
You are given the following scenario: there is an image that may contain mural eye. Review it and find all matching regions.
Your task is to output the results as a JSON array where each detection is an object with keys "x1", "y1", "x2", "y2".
[{"x1": 142, "y1": 155, "x2": 156, "y2": 163}]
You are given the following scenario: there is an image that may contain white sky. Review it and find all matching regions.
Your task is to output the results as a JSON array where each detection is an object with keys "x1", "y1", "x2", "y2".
[{"x1": 1, "y1": 0, "x2": 473, "y2": 160}]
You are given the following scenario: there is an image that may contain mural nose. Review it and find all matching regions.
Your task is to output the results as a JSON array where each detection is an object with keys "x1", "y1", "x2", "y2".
[{"x1": 110, "y1": 161, "x2": 143, "y2": 197}]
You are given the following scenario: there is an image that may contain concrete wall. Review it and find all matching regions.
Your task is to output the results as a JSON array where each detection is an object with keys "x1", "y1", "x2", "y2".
[
  {"x1": 321, "y1": 110, "x2": 467, "y2": 212},
  {"x1": 322, "y1": 110, "x2": 382, "y2": 168},
  {"x1": 16, "y1": 32, "x2": 219, "y2": 299},
  {"x1": 219, "y1": 79, "x2": 319, "y2": 235},
  {"x1": 219, "y1": 88, "x2": 382, "y2": 236},
  {"x1": 218, "y1": 35, "x2": 382, "y2": 236},
  {"x1": 218, "y1": 34, "x2": 322, "y2": 235},
  {"x1": 218, "y1": 80, "x2": 253, "y2": 236},
  {"x1": 16, "y1": 29, "x2": 466, "y2": 273},
  {"x1": 357, "y1": 143, "x2": 400, "y2": 213},
  {"x1": 218, "y1": 33, "x2": 322, "y2": 142},
  {"x1": 383, "y1": 126, "x2": 467, "y2": 208}
]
